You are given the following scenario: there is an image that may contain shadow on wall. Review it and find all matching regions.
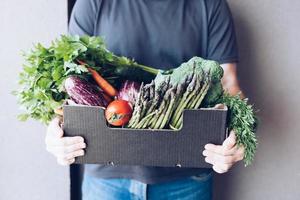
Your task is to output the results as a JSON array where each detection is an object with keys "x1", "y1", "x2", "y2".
[
  {"x1": 213, "y1": 1, "x2": 291, "y2": 199},
  {"x1": 213, "y1": 7, "x2": 258, "y2": 199}
]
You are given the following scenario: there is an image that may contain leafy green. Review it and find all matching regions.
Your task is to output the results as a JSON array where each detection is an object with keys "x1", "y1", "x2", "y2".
[
  {"x1": 203, "y1": 82, "x2": 223, "y2": 106},
  {"x1": 155, "y1": 57, "x2": 223, "y2": 85},
  {"x1": 218, "y1": 93, "x2": 258, "y2": 166},
  {"x1": 15, "y1": 35, "x2": 158, "y2": 124},
  {"x1": 155, "y1": 57, "x2": 224, "y2": 105}
]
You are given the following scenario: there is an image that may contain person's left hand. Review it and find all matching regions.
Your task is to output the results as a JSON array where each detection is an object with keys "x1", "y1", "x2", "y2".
[{"x1": 203, "y1": 131, "x2": 244, "y2": 173}]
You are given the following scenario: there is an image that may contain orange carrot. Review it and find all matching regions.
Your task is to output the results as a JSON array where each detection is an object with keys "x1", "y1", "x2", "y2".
[
  {"x1": 77, "y1": 60, "x2": 118, "y2": 97},
  {"x1": 77, "y1": 60, "x2": 87, "y2": 66},
  {"x1": 87, "y1": 68, "x2": 118, "y2": 97}
]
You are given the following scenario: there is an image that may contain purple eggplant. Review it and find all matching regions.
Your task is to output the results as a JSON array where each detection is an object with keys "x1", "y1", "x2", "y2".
[{"x1": 64, "y1": 76, "x2": 108, "y2": 107}]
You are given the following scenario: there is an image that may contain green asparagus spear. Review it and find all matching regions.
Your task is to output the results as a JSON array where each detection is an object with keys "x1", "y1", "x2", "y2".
[
  {"x1": 139, "y1": 84, "x2": 152, "y2": 120},
  {"x1": 141, "y1": 111, "x2": 157, "y2": 129},
  {"x1": 173, "y1": 87, "x2": 198, "y2": 129},
  {"x1": 134, "y1": 112, "x2": 156, "y2": 129},
  {"x1": 159, "y1": 89, "x2": 176, "y2": 129},
  {"x1": 153, "y1": 88, "x2": 173, "y2": 129},
  {"x1": 158, "y1": 76, "x2": 171, "y2": 98},
  {"x1": 128, "y1": 82, "x2": 144, "y2": 127},
  {"x1": 149, "y1": 80, "x2": 155, "y2": 99},
  {"x1": 170, "y1": 73, "x2": 197, "y2": 125},
  {"x1": 149, "y1": 92, "x2": 168, "y2": 129},
  {"x1": 153, "y1": 100, "x2": 170, "y2": 129},
  {"x1": 145, "y1": 90, "x2": 160, "y2": 116},
  {"x1": 186, "y1": 74, "x2": 202, "y2": 109},
  {"x1": 127, "y1": 104, "x2": 142, "y2": 127},
  {"x1": 193, "y1": 80, "x2": 210, "y2": 109}
]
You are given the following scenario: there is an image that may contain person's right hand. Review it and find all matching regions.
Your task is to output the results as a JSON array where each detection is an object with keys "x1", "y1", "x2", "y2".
[{"x1": 45, "y1": 117, "x2": 86, "y2": 165}]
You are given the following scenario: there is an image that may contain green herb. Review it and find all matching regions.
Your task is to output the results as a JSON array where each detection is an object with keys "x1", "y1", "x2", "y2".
[
  {"x1": 15, "y1": 35, "x2": 158, "y2": 124},
  {"x1": 218, "y1": 93, "x2": 258, "y2": 166}
]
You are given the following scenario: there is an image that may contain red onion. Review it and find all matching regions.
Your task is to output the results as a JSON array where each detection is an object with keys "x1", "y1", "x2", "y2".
[{"x1": 117, "y1": 81, "x2": 140, "y2": 105}]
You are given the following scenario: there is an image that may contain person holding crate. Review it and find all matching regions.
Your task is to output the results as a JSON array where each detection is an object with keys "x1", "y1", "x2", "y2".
[{"x1": 45, "y1": 0, "x2": 245, "y2": 199}]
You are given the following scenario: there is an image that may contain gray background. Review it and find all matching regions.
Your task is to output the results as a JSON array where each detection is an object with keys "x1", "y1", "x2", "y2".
[
  {"x1": 0, "y1": 0, "x2": 299, "y2": 200},
  {"x1": 0, "y1": 0, "x2": 70, "y2": 200},
  {"x1": 214, "y1": 1, "x2": 300, "y2": 200}
]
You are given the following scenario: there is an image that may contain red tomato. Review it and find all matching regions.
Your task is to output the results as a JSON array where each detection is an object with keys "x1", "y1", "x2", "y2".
[{"x1": 105, "y1": 100, "x2": 133, "y2": 126}]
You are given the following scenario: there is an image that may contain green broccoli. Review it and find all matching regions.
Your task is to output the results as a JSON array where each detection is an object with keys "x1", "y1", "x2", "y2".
[{"x1": 155, "y1": 57, "x2": 224, "y2": 86}]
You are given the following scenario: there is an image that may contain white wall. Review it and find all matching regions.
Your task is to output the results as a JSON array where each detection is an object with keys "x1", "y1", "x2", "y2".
[
  {"x1": 0, "y1": 1, "x2": 70, "y2": 200},
  {"x1": 214, "y1": 1, "x2": 300, "y2": 199}
]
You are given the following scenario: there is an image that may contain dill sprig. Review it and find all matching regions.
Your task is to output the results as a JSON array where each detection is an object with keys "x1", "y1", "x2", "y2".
[{"x1": 219, "y1": 93, "x2": 258, "y2": 166}]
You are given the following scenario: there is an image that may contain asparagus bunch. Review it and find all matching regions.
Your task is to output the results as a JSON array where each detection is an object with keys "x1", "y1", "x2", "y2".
[
  {"x1": 169, "y1": 70, "x2": 212, "y2": 129},
  {"x1": 127, "y1": 78, "x2": 178, "y2": 129},
  {"x1": 128, "y1": 63, "x2": 213, "y2": 130}
]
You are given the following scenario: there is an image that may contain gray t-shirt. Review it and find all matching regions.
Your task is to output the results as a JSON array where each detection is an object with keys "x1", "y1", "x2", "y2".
[{"x1": 69, "y1": 0, "x2": 238, "y2": 184}]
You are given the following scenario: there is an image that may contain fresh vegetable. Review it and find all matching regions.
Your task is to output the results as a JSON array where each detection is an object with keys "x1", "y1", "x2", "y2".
[
  {"x1": 77, "y1": 60, "x2": 118, "y2": 97},
  {"x1": 117, "y1": 81, "x2": 140, "y2": 105},
  {"x1": 15, "y1": 35, "x2": 257, "y2": 166},
  {"x1": 155, "y1": 57, "x2": 223, "y2": 106},
  {"x1": 65, "y1": 76, "x2": 107, "y2": 107},
  {"x1": 127, "y1": 67, "x2": 210, "y2": 130},
  {"x1": 218, "y1": 93, "x2": 258, "y2": 166},
  {"x1": 15, "y1": 35, "x2": 158, "y2": 124},
  {"x1": 87, "y1": 67, "x2": 118, "y2": 97},
  {"x1": 129, "y1": 57, "x2": 258, "y2": 166},
  {"x1": 129, "y1": 58, "x2": 216, "y2": 130},
  {"x1": 105, "y1": 100, "x2": 133, "y2": 126}
]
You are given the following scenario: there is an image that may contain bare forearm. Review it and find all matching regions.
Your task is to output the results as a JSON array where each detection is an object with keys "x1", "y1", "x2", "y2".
[
  {"x1": 220, "y1": 63, "x2": 244, "y2": 98},
  {"x1": 223, "y1": 83, "x2": 243, "y2": 97}
]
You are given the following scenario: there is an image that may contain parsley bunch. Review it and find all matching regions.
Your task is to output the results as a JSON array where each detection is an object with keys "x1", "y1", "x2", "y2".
[{"x1": 15, "y1": 35, "x2": 157, "y2": 124}]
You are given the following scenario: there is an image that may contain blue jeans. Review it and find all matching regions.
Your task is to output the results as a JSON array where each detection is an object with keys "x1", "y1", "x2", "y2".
[{"x1": 82, "y1": 173, "x2": 213, "y2": 200}]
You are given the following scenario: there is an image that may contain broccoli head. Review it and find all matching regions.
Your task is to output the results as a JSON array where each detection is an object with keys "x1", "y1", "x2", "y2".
[{"x1": 155, "y1": 57, "x2": 224, "y2": 87}]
